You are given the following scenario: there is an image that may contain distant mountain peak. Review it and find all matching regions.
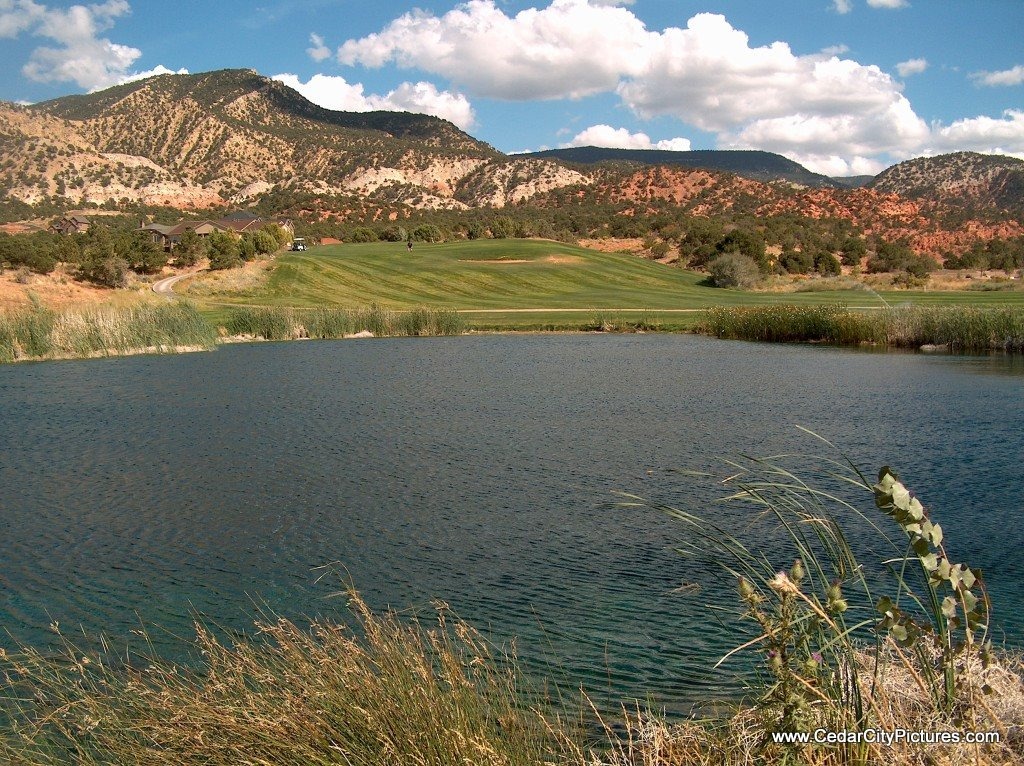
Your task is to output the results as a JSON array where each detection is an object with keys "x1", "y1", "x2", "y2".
[{"x1": 518, "y1": 146, "x2": 840, "y2": 187}]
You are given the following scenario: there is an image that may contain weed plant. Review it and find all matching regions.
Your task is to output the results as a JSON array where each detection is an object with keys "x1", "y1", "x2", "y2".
[{"x1": 586, "y1": 311, "x2": 662, "y2": 332}]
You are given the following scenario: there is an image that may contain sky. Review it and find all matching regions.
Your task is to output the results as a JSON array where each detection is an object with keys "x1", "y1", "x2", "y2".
[{"x1": 0, "y1": 0, "x2": 1022, "y2": 175}]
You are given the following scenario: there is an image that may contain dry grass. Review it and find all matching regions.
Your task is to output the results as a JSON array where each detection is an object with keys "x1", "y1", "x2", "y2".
[
  {"x1": 183, "y1": 259, "x2": 274, "y2": 296},
  {"x1": 1, "y1": 604, "x2": 1021, "y2": 765},
  {"x1": 573, "y1": 643, "x2": 1024, "y2": 766},
  {"x1": 0, "y1": 591, "x2": 562, "y2": 766},
  {"x1": 0, "y1": 265, "x2": 150, "y2": 311}
]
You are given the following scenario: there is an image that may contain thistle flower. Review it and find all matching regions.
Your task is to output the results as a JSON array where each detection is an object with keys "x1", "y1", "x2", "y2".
[{"x1": 768, "y1": 570, "x2": 799, "y2": 596}]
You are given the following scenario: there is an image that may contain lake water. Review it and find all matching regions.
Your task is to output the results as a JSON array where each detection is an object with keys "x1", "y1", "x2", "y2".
[{"x1": 1, "y1": 335, "x2": 1022, "y2": 712}]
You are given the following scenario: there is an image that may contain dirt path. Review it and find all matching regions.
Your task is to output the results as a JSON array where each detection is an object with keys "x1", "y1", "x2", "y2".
[{"x1": 152, "y1": 272, "x2": 194, "y2": 297}]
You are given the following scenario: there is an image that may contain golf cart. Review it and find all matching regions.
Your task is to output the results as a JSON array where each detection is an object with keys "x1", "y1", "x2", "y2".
[{"x1": 290, "y1": 238, "x2": 307, "y2": 252}]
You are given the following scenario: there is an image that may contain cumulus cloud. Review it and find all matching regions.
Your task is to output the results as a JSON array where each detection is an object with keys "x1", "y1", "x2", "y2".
[
  {"x1": 566, "y1": 124, "x2": 691, "y2": 151},
  {"x1": 332, "y1": 2, "x2": 1022, "y2": 171},
  {"x1": 115, "y1": 64, "x2": 188, "y2": 87},
  {"x1": 1, "y1": 0, "x2": 179, "y2": 91},
  {"x1": 832, "y1": 0, "x2": 852, "y2": 14},
  {"x1": 896, "y1": 58, "x2": 927, "y2": 77},
  {"x1": 337, "y1": 0, "x2": 654, "y2": 100},
  {"x1": 272, "y1": 73, "x2": 476, "y2": 129},
  {"x1": 971, "y1": 65, "x2": 1024, "y2": 87},
  {"x1": 307, "y1": 32, "x2": 331, "y2": 62},
  {"x1": 927, "y1": 110, "x2": 1024, "y2": 158}
]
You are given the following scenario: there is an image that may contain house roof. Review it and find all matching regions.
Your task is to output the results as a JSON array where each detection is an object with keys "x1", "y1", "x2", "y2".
[
  {"x1": 217, "y1": 218, "x2": 262, "y2": 233},
  {"x1": 142, "y1": 223, "x2": 175, "y2": 235}
]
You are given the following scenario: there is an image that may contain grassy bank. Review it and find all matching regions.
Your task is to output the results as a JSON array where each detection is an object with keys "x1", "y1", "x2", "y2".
[
  {"x1": 223, "y1": 305, "x2": 466, "y2": 340},
  {"x1": 0, "y1": 301, "x2": 217, "y2": 363},
  {"x1": 704, "y1": 304, "x2": 1024, "y2": 352},
  {"x1": 1, "y1": 457, "x2": 1021, "y2": 765},
  {"x1": 0, "y1": 304, "x2": 468, "y2": 363}
]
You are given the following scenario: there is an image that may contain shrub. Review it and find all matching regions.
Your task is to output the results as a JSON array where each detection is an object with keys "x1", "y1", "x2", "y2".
[
  {"x1": 251, "y1": 229, "x2": 277, "y2": 255},
  {"x1": 207, "y1": 232, "x2": 242, "y2": 271},
  {"x1": 814, "y1": 251, "x2": 842, "y2": 276},
  {"x1": 707, "y1": 253, "x2": 761, "y2": 288},
  {"x1": 410, "y1": 224, "x2": 443, "y2": 243},
  {"x1": 379, "y1": 225, "x2": 408, "y2": 242},
  {"x1": 349, "y1": 227, "x2": 378, "y2": 243},
  {"x1": 779, "y1": 248, "x2": 814, "y2": 274}
]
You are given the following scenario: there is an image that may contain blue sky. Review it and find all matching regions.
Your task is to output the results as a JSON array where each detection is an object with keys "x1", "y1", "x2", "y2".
[{"x1": 0, "y1": 0, "x2": 1021, "y2": 174}]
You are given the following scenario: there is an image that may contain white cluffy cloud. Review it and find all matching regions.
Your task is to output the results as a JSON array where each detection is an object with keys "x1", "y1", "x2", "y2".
[
  {"x1": 971, "y1": 65, "x2": 1024, "y2": 88},
  {"x1": 896, "y1": 58, "x2": 928, "y2": 77},
  {"x1": 116, "y1": 65, "x2": 188, "y2": 87},
  {"x1": 307, "y1": 33, "x2": 331, "y2": 62},
  {"x1": 337, "y1": 0, "x2": 653, "y2": 100},
  {"x1": 567, "y1": 124, "x2": 690, "y2": 151},
  {"x1": 832, "y1": 0, "x2": 852, "y2": 14},
  {"x1": 330, "y1": 1, "x2": 1021, "y2": 174},
  {"x1": 0, "y1": 0, "x2": 179, "y2": 91},
  {"x1": 272, "y1": 73, "x2": 476, "y2": 130}
]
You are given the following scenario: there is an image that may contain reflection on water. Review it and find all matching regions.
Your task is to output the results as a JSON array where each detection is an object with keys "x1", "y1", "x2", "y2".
[{"x1": 0, "y1": 335, "x2": 1021, "y2": 711}]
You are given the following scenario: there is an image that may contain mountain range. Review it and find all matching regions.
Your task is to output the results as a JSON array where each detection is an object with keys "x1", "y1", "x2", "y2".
[{"x1": 1, "y1": 68, "x2": 1022, "y2": 254}]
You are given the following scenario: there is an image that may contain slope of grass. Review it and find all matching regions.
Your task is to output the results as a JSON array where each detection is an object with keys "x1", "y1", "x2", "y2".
[
  {"x1": 193, "y1": 240, "x2": 871, "y2": 312},
  {"x1": 187, "y1": 242, "x2": 1024, "y2": 331}
]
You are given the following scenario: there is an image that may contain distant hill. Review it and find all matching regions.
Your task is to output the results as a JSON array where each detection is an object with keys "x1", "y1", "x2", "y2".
[
  {"x1": 831, "y1": 175, "x2": 875, "y2": 189},
  {"x1": 869, "y1": 152, "x2": 1024, "y2": 216},
  {"x1": 519, "y1": 147, "x2": 839, "y2": 187}
]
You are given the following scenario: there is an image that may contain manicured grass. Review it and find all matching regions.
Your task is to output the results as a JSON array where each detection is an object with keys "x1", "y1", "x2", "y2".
[
  {"x1": 186, "y1": 240, "x2": 1024, "y2": 331},
  {"x1": 193, "y1": 240, "x2": 880, "y2": 311}
]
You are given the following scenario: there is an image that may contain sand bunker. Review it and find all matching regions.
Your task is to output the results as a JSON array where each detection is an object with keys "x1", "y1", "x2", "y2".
[{"x1": 459, "y1": 254, "x2": 582, "y2": 265}]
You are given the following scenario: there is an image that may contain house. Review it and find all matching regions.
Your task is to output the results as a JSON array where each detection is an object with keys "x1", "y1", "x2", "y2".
[
  {"x1": 50, "y1": 214, "x2": 91, "y2": 235},
  {"x1": 141, "y1": 220, "x2": 229, "y2": 251},
  {"x1": 140, "y1": 213, "x2": 295, "y2": 252}
]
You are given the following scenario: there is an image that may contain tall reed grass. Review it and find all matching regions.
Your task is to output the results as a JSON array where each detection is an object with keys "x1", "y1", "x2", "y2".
[
  {"x1": 0, "y1": 591, "x2": 562, "y2": 766},
  {"x1": 0, "y1": 302, "x2": 216, "y2": 362},
  {"x1": 224, "y1": 305, "x2": 466, "y2": 340},
  {"x1": 703, "y1": 304, "x2": 1024, "y2": 352}
]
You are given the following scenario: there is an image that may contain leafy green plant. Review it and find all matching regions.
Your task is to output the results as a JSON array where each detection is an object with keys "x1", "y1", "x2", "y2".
[{"x1": 871, "y1": 467, "x2": 990, "y2": 715}]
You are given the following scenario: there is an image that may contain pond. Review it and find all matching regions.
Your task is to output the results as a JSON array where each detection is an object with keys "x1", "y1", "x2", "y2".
[{"x1": 1, "y1": 335, "x2": 1021, "y2": 711}]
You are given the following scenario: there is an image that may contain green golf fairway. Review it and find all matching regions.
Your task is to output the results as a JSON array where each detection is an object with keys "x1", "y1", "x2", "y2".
[{"x1": 190, "y1": 239, "x2": 1024, "y2": 329}]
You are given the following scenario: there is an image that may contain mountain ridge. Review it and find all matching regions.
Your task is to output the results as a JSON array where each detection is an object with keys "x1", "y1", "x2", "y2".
[
  {"x1": 0, "y1": 69, "x2": 1021, "y2": 260},
  {"x1": 519, "y1": 146, "x2": 840, "y2": 187}
]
